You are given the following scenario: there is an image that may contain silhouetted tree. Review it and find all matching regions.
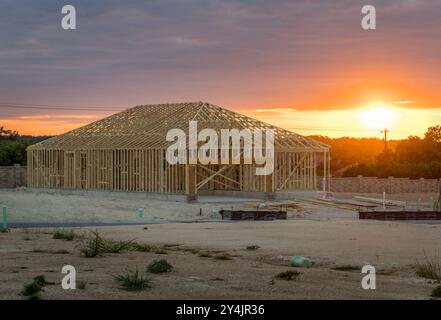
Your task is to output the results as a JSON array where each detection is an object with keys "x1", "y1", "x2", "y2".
[
  {"x1": 0, "y1": 126, "x2": 30, "y2": 165},
  {"x1": 342, "y1": 126, "x2": 441, "y2": 179},
  {"x1": 0, "y1": 126, "x2": 19, "y2": 139}
]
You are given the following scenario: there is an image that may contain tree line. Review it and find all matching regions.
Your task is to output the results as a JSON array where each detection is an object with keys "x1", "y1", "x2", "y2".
[
  {"x1": 1, "y1": 125, "x2": 440, "y2": 179},
  {"x1": 313, "y1": 126, "x2": 441, "y2": 179},
  {"x1": 0, "y1": 126, "x2": 51, "y2": 166}
]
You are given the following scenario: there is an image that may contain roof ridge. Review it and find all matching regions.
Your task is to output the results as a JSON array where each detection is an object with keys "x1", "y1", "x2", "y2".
[{"x1": 27, "y1": 101, "x2": 330, "y2": 151}]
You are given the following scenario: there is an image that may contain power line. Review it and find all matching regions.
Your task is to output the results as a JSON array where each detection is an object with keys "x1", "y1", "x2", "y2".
[
  {"x1": 0, "y1": 101, "x2": 426, "y2": 136},
  {"x1": 284, "y1": 126, "x2": 420, "y2": 135},
  {"x1": 285, "y1": 126, "x2": 378, "y2": 132},
  {"x1": 0, "y1": 102, "x2": 122, "y2": 112}
]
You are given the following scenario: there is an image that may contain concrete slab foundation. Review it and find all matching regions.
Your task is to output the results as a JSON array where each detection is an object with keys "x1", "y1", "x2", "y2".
[
  {"x1": 27, "y1": 187, "x2": 324, "y2": 203},
  {"x1": 27, "y1": 187, "x2": 189, "y2": 202}
]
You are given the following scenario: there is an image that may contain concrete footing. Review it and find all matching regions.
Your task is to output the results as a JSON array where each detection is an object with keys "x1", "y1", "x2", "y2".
[
  {"x1": 27, "y1": 187, "x2": 323, "y2": 203},
  {"x1": 198, "y1": 189, "x2": 266, "y2": 199},
  {"x1": 27, "y1": 187, "x2": 189, "y2": 202}
]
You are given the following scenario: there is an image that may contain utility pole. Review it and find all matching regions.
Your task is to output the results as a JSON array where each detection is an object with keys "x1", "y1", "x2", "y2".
[{"x1": 380, "y1": 128, "x2": 389, "y2": 152}]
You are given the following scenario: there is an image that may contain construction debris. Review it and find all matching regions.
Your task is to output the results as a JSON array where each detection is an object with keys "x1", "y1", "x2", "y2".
[
  {"x1": 359, "y1": 211, "x2": 441, "y2": 221},
  {"x1": 219, "y1": 209, "x2": 287, "y2": 221},
  {"x1": 354, "y1": 196, "x2": 406, "y2": 207},
  {"x1": 290, "y1": 256, "x2": 314, "y2": 268}
]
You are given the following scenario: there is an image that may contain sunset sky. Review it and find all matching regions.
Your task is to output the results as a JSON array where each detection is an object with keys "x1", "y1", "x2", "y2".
[{"x1": 0, "y1": 0, "x2": 440, "y2": 138}]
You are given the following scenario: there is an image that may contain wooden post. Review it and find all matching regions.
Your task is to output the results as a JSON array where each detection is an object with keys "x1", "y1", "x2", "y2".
[
  {"x1": 2, "y1": 206, "x2": 7, "y2": 231},
  {"x1": 323, "y1": 151, "x2": 327, "y2": 192},
  {"x1": 185, "y1": 165, "x2": 197, "y2": 201},
  {"x1": 327, "y1": 151, "x2": 331, "y2": 191},
  {"x1": 265, "y1": 172, "x2": 275, "y2": 200},
  {"x1": 313, "y1": 152, "x2": 317, "y2": 190}
]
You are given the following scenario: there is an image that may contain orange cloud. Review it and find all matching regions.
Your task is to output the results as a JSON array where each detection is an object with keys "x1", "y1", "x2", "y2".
[{"x1": 1, "y1": 114, "x2": 101, "y2": 135}]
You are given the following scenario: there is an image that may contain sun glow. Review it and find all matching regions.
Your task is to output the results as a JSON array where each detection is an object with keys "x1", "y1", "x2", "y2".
[{"x1": 358, "y1": 103, "x2": 398, "y2": 130}]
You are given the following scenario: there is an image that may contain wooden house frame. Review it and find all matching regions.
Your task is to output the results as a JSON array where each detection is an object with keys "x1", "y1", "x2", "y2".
[{"x1": 27, "y1": 102, "x2": 330, "y2": 199}]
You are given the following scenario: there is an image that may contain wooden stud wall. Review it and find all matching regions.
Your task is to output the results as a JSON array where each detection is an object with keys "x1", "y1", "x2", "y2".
[
  {"x1": 274, "y1": 151, "x2": 318, "y2": 190},
  {"x1": 28, "y1": 149, "x2": 329, "y2": 194},
  {"x1": 28, "y1": 149, "x2": 186, "y2": 194}
]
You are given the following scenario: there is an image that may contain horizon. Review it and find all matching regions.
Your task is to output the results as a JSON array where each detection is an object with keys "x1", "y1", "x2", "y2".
[
  {"x1": 1, "y1": 0, "x2": 440, "y2": 138},
  {"x1": 1, "y1": 101, "x2": 437, "y2": 140}
]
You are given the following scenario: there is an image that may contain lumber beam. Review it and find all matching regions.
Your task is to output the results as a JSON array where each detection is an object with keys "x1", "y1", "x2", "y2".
[
  {"x1": 196, "y1": 165, "x2": 231, "y2": 191},
  {"x1": 278, "y1": 153, "x2": 307, "y2": 189},
  {"x1": 185, "y1": 165, "x2": 197, "y2": 201}
]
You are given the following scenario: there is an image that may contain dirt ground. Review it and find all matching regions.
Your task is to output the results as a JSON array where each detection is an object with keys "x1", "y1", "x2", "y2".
[
  {"x1": 0, "y1": 189, "x2": 440, "y2": 299},
  {"x1": 1, "y1": 219, "x2": 440, "y2": 300},
  {"x1": 0, "y1": 189, "x2": 259, "y2": 222},
  {"x1": 1, "y1": 189, "x2": 437, "y2": 223},
  {"x1": 335, "y1": 192, "x2": 438, "y2": 204}
]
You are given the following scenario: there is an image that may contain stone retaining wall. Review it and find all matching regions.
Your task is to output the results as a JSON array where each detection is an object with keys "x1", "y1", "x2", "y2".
[
  {"x1": 328, "y1": 176, "x2": 439, "y2": 193},
  {"x1": 0, "y1": 165, "x2": 27, "y2": 188}
]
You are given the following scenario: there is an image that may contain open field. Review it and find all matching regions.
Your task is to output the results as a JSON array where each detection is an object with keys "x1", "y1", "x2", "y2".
[
  {"x1": 1, "y1": 189, "x2": 437, "y2": 223},
  {"x1": 0, "y1": 189, "x2": 260, "y2": 223},
  {"x1": 1, "y1": 219, "x2": 441, "y2": 299},
  {"x1": 1, "y1": 189, "x2": 440, "y2": 299}
]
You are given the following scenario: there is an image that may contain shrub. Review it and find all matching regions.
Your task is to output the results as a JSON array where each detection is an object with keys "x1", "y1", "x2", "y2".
[
  {"x1": 113, "y1": 269, "x2": 151, "y2": 291},
  {"x1": 163, "y1": 243, "x2": 181, "y2": 248},
  {"x1": 77, "y1": 281, "x2": 87, "y2": 290},
  {"x1": 332, "y1": 265, "x2": 361, "y2": 272},
  {"x1": 147, "y1": 260, "x2": 173, "y2": 274},
  {"x1": 131, "y1": 242, "x2": 151, "y2": 252},
  {"x1": 431, "y1": 285, "x2": 441, "y2": 298},
  {"x1": 214, "y1": 253, "x2": 232, "y2": 260},
  {"x1": 198, "y1": 252, "x2": 212, "y2": 258},
  {"x1": 21, "y1": 282, "x2": 43, "y2": 299},
  {"x1": 275, "y1": 270, "x2": 301, "y2": 281},
  {"x1": 246, "y1": 245, "x2": 260, "y2": 251},
  {"x1": 33, "y1": 249, "x2": 69, "y2": 254},
  {"x1": 54, "y1": 250, "x2": 70, "y2": 254},
  {"x1": 80, "y1": 231, "x2": 137, "y2": 257},
  {"x1": 80, "y1": 231, "x2": 107, "y2": 257},
  {"x1": 53, "y1": 229, "x2": 77, "y2": 241},
  {"x1": 104, "y1": 239, "x2": 134, "y2": 253},
  {"x1": 415, "y1": 253, "x2": 441, "y2": 282},
  {"x1": 212, "y1": 277, "x2": 224, "y2": 281},
  {"x1": 21, "y1": 275, "x2": 51, "y2": 299},
  {"x1": 33, "y1": 275, "x2": 51, "y2": 286},
  {"x1": 32, "y1": 249, "x2": 46, "y2": 253}
]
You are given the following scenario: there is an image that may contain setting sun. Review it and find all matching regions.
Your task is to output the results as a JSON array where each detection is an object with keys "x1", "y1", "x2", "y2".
[{"x1": 358, "y1": 104, "x2": 398, "y2": 130}]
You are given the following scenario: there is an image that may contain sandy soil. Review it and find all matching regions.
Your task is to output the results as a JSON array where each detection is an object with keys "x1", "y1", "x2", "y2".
[
  {"x1": 1, "y1": 220, "x2": 440, "y2": 300},
  {"x1": 0, "y1": 189, "x2": 260, "y2": 222},
  {"x1": 335, "y1": 192, "x2": 438, "y2": 203},
  {"x1": 1, "y1": 189, "x2": 440, "y2": 299},
  {"x1": 1, "y1": 189, "x2": 437, "y2": 223},
  {"x1": 0, "y1": 189, "x2": 361, "y2": 223}
]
